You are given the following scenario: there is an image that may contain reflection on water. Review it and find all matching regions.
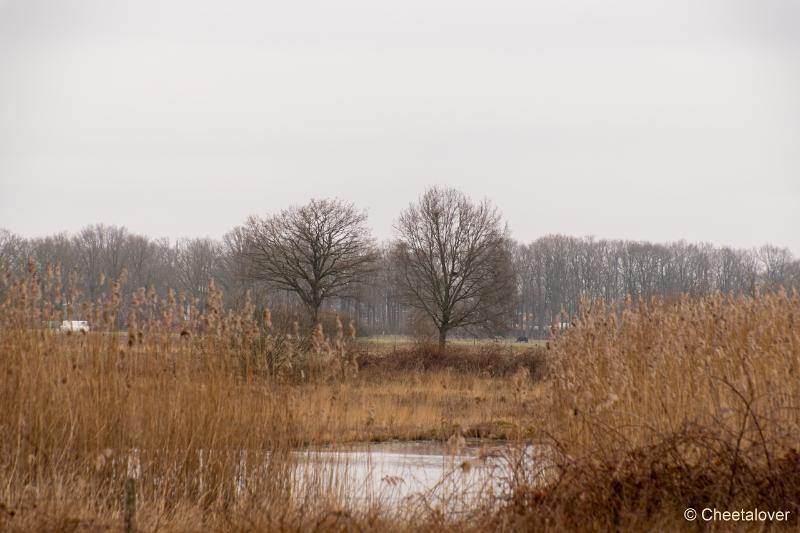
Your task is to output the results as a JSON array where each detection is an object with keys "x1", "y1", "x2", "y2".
[{"x1": 293, "y1": 440, "x2": 545, "y2": 511}]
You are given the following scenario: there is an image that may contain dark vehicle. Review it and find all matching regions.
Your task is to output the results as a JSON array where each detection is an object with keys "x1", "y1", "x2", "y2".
[{"x1": 516, "y1": 336, "x2": 529, "y2": 343}]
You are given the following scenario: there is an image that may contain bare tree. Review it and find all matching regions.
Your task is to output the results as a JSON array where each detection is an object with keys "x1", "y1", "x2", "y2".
[
  {"x1": 242, "y1": 198, "x2": 378, "y2": 324},
  {"x1": 757, "y1": 244, "x2": 794, "y2": 291},
  {"x1": 73, "y1": 224, "x2": 132, "y2": 300},
  {"x1": 0, "y1": 229, "x2": 28, "y2": 272},
  {"x1": 394, "y1": 187, "x2": 516, "y2": 350},
  {"x1": 175, "y1": 238, "x2": 221, "y2": 302}
]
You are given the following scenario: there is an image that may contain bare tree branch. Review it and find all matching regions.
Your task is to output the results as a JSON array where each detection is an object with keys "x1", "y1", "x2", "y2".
[
  {"x1": 241, "y1": 199, "x2": 378, "y2": 324},
  {"x1": 393, "y1": 187, "x2": 517, "y2": 350}
]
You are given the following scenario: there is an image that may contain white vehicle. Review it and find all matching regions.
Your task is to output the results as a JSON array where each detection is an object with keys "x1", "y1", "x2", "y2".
[{"x1": 61, "y1": 320, "x2": 90, "y2": 333}]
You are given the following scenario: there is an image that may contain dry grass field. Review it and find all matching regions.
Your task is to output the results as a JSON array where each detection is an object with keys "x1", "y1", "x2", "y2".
[{"x1": 1, "y1": 266, "x2": 799, "y2": 531}]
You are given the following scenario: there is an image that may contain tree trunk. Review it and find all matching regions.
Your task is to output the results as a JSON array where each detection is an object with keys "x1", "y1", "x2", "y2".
[{"x1": 438, "y1": 328, "x2": 447, "y2": 353}]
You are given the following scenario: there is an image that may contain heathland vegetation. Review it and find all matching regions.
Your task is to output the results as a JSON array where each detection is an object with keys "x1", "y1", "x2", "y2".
[{"x1": 1, "y1": 187, "x2": 800, "y2": 531}]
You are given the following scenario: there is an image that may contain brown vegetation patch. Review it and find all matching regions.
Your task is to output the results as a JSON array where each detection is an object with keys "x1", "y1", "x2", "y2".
[
  {"x1": 3, "y1": 261, "x2": 800, "y2": 531},
  {"x1": 502, "y1": 427, "x2": 800, "y2": 531},
  {"x1": 357, "y1": 342, "x2": 546, "y2": 379}
]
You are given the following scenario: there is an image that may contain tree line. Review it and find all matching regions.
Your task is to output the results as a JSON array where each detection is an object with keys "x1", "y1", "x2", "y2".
[{"x1": 2, "y1": 187, "x2": 799, "y2": 344}]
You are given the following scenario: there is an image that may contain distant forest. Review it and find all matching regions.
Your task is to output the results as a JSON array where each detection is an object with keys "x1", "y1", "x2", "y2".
[{"x1": 2, "y1": 216, "x2": 799, "y2": 339}]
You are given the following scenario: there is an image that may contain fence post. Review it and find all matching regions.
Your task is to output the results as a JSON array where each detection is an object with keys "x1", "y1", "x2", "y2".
[{"x1": 124, "y1": 477, "x2": 136, "y2": 533}]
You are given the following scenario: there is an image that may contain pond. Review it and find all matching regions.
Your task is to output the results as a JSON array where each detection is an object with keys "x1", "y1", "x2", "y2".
[
  {"x1": 291, "y1": 440, "x2": 547, "y2": 512},
  {"x1": 123, "y1": 440, "x2": 550, "y2": 514}
]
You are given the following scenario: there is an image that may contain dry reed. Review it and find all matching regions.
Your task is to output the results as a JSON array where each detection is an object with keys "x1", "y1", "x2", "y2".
[
  {"x1": 505, "y1": 291, "x2": 800, "y2": 531},
  {"x1": 3, "y1": 263, "x2": 798, "y2": 531},
  {"x1": 0, "y1": 265, "x2": 536, "y2": 531}
]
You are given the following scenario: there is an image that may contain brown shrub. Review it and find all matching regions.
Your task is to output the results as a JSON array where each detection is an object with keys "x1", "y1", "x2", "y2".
[
  {"x1": 499, "y1": 290, "x2": 800, "y2": 530},
  {"x1": 357, "y1": 342, "x2": 546, "y2": 379},
  {"x1": 502, "y1": 426, "x2": 800, "y2": 531}
]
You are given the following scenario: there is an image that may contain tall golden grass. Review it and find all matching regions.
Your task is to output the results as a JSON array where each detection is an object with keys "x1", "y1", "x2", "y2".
[
  {"x1": 0, "y1": 265, "x2": 540, "y2": 531},
  {"x1": 515, "y1": 291, "x2": 800, "y2": 530},
  {"x1": 2, "y1": 262, "x2": 799, "y2": 531}
]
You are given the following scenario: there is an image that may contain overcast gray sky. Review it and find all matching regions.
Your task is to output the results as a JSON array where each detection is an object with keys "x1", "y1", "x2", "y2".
[{"x1": 1, "y1": 0, "x2": 798, "y2": 252}]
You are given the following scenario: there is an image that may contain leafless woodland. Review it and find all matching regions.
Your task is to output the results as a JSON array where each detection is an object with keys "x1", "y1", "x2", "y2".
[{"x1": 1, "y1": 187, "x2": 798, "y2": 340}]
